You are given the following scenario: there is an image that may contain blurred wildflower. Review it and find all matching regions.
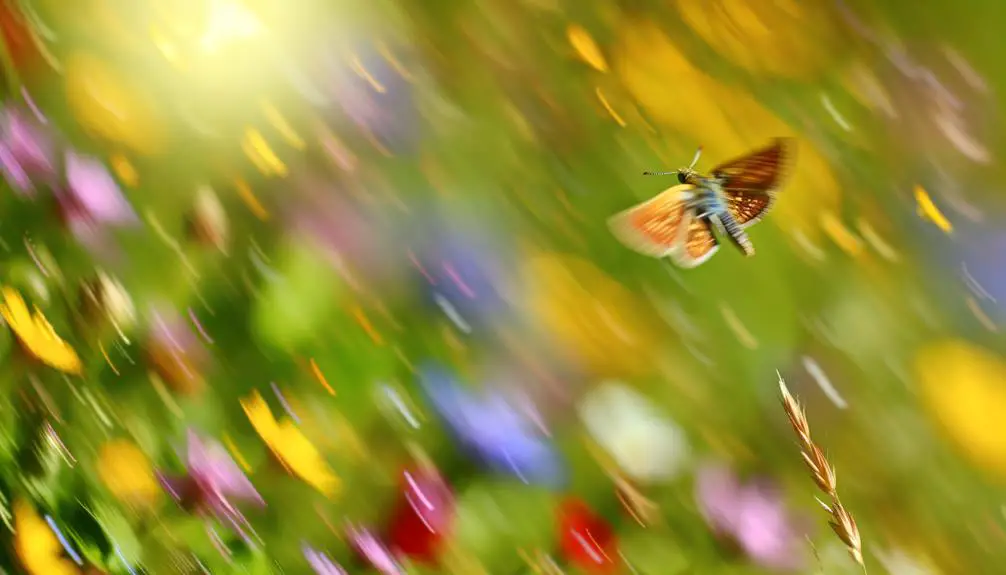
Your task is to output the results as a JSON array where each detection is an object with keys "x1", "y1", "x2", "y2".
[
  {"x1": 578, "y1": 382, "x2": 690, "y2": 483},
  {"x1": 414, "y1": 222, "x2": 512, "y2": 336},
  {"x1": 78, "y1": 271, "x2": 135, "y2": 336},
  {"x1": 60, "y1": 152, "x2": 137, "y2": 228},
  {"x1": 523, "y1": 252, "x2": 660, "y2": 377},
  {"x1": 13, "y1": 498, "x2": 81, "y2": 575},
  {"x1": 348, "y1": 524, "x2": 403, "y2": 575},
  {"x1": 97, "y1": 439, "x2": 159, "y2": 505},
  {"x1": 557, "y1": 498, "x2": 620, "y2": 573},
  {"x1": 386, "y1": 466, "x2": 454, "y2": 563},
  {"x1": 420, "y1": 364, "x2": 564, "y2": 488},
  {"x1": 676, "y1": 0, "x2": 848, "y2": 79},
  {"x1": 0, "y1": 286, "x2": 82, "y2": 374},
  {"x1": 0, "y1": 104, "x2": 56, "y2": 195},
  {"x1": 695, "y1": 463, "x2": 807, "y2": 571},
  {"x1": 186, "y1": 186, "x2": 229, "y2": 252},
  {"x1": 914, "y1": 185, "x2": 953, "y2": 234},
  {"x1": 159, "y1": 430, "x2": 264, "y2": 542},
  {"x1": 145, "y1": 307, "x2": 207, "y2": 395},
  {"x1": 937, "y1": 228, "x2": 1006, "y2": 322},
  {"x1": 915, "y1": 340, "x2": 1006, "y2": 477},
  {"x1": 0, "y1": 1, "x2": 43, "y2": 72},
  {"x1": 567, "y1": 25, "x2": 608, "y2": 72},
  {"x1": 64, "y1": 53, "x2": 167, "y2": 155},
  {"x1": 303, "y1": 544, "x2": 347, "y2": 575},
  {"x1": 242, "y1": 390, "x2": 340, "y2": 497}
]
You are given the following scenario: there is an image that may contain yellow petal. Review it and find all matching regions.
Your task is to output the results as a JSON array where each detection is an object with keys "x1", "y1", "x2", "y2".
[
  {"x1": 0, "y1": 287, "x2": 33, "y2": 328},
  {"x1": 1, "y1": 288, "x2": 82, "y2": 374},
  {"x1": 275, "y1": 421, "x2": 340, "y2": 496},
  {"x1": 97, "y1": 440, "x2": 159, "y2": 503},
  {"x1": 243, "y1": 390, "x2": 281, "y2": 441},
  {"x1": 914, "y1": 184, "x2": 953, "y2": 233},
  {"x1": 567, "y1": 24, "x2": 608, "y2": 72},
  {"x1": 13, "y1": 499, "x2": 81, "y2": 575},
  {"x1": 242, "y1": 391, "x2": 339, "y2": 497}
]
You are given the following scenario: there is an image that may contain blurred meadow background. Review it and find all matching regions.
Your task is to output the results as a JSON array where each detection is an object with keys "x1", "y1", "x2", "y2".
[{"x1": 0, "y1": 0, "x2": 1003, "y2": 573}]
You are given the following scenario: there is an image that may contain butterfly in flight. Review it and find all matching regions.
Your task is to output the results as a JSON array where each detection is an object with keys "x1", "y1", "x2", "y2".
[{"x1": 608, "y1": 138, "x2": 793, "y2": 268}]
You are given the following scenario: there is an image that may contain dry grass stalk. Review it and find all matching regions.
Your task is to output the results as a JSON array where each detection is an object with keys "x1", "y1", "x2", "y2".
[{"x1": 778, "y1": 373, "x2": 866, "y2": 573}]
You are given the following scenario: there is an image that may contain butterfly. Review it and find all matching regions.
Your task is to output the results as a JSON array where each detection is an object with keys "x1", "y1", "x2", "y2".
[{"x1": 608, "y1": 138, "x2": 793, "y2": 268}]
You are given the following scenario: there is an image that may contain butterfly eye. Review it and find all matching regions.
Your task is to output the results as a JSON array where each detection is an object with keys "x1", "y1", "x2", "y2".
[{"x1": 677, "y1": 172, "x2": 688, "y2": 184}]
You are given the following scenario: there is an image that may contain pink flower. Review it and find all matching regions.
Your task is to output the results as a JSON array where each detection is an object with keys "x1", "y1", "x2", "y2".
[
  {"x1": 303, "y1": 544, "x2": 347, "y2": 575},
  {"x1": 695, "y1": 463, "x2": 807, "y2": 571},
  {"x1": 60, "y1": 152, "x2": 136, "y2": 226},
  {"x1": 0, "y1": 105, "x2": 56, "y2": 195},
  {"x1": 347, "y1": 524, "x2": 403, "y2": 575},
  {"x1": 160, "y1": 431, "x2": 264, "y2": 543}
]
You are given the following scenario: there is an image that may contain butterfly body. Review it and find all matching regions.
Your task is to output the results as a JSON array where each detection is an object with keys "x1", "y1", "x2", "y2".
[
  {"x1": 686, "y1": 177, "x2": 756, "y2": 256},
  {"x1": 609, "y1": 139, "x2": 792, "y2": 268}
]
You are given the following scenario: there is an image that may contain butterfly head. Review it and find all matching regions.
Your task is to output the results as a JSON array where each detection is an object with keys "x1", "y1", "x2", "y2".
[
  {"x1": 643, "y1": 145, "x2": 704, "y2": 184},
  {"x1": 677, "y1": 146, "x2": 704, "y2": 184}
]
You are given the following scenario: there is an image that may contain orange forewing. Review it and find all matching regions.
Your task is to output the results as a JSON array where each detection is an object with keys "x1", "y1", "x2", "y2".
[
  {"x1": 670, "y1": 211, "x2": 719, "y2": 268},
  {"x1": 607, "y1": 185, "x2": 692, "y2": 257},
  {"x1": 712, "y1": 138, "x2": 792, "y2": 194}
]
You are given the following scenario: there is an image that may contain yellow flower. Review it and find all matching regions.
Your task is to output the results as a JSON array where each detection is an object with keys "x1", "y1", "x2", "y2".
[
  {"x1": 676, "y1": 0, "x2": 847, "y2": 79},
  {"x1": 523, "y1": 251, "x2": 661, "y2": 378},
  {"x1": 0, "y1": 287, "x2": 82, "y2": 374},
  {"x1": 97, "y1": 439, "x2": 160, "y2": 505},
  {"x1": 915, "y1": 340, "x2": 1006, "y2": 478},
  {"x1": 242, "y1": 390, "x2": 340, "y2": 497},
  {"x1": 13, "y1": 499, "x2": 81, "y2": 575},
  {"x1": 64, "y1": 53, "x2": 168, "y2": 155}
]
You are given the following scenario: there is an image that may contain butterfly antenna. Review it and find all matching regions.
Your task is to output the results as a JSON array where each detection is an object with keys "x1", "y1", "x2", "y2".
[
  {"x1": 642, "y1": 171, "x2": 678, "y2": 176},
  {"x1": 688, "y1": 145, "x2": 704, "y2": 170}
]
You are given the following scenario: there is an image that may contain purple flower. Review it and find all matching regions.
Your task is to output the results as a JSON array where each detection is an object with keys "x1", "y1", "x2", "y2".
[
  {"x1": 347, "y1": 525, "x2": 402, "y2": 575},
  {"x1": 696, "y1": 463, "x2": 807, "y2": 571},
  {"x1": 411, "y1": 220, "x2": 514, "y2": 335},
  {"x1": 420, "y1": 364, "x2": 564, "y2": 488},
  {"x1": 160, "y1": 431, "x2": 264, "y2": 543},
  {"x1": 303, "y1": 544, "x2": 347, "y2": 575},
  {"x1": 0, "y1": 105, "x2": 56, "y2": 195},
  {"x1": 61, "y1": 152, "x2": 137, "y2": 226}
]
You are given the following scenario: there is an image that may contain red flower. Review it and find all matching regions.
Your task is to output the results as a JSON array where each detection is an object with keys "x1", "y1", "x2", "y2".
[
  {"x1": 385, "y1": 467, "x2": 454, "y2": 564},
  {"x1": 557, "y1": 499, "x2": 620, "y2": 573}
]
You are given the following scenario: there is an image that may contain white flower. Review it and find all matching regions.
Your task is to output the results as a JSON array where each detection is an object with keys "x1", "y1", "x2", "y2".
[{"x1": 578, "y1": 381, "x2": 689, "y2": 482}]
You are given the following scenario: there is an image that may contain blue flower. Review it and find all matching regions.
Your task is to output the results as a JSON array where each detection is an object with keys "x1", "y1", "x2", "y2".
[
  {"x1": 420, "y1": 364, "x2": 564, "y2": 488},
  {"x1": 412, "y1": 223, "x2": 512, "y2": 336}
]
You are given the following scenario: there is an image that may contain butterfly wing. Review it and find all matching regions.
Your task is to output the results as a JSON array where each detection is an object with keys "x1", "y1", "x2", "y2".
[
  {"x1": 725, "y1": 190, "x2": 775, "y2": 228},
  {"x1": 712, "y1": 138, "x2": 793, "y2": 227},
  {"x1": 669, "y1": 208, "x2": 720, "y2": 268},
  {"x1": 608, "y1": 184, "x2": 695, "y2": 257}
]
